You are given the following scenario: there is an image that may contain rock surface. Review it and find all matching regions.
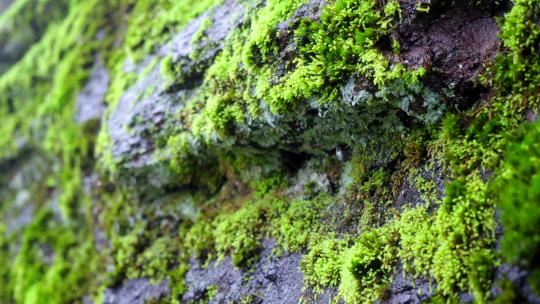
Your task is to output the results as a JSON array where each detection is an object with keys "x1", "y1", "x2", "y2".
[
  {"x1": 2, "y1": 0, "x2": 540, "y2": 303},
  {"x1": 183, "y1": 239, "x2": 304, "y2": 304},
  {"x1": 103, "y1": 279, "x2": 170, "y2": 304}
]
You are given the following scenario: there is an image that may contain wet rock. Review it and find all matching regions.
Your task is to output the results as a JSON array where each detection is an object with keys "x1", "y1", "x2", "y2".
[
  {"x1": 395, "y1": 161, "x2": 447, "y2": 210},
  {"x1": 0, "y1": 0, "x2": 13, "y2": 12},
  {"x1": 75, "y1": 58, "x2": 109, "y2": 124},
  {"x1": 103, "y1": 279, "x2": 170, "y2": 304},
  {"x1": 491, "y1": 264, "x2": 540, "y2": 304},
  {"x1": 289, "y1": 167, "x2": 332, "y2": 197},
  {"x1": 183, "y1": 239, "x2": 304, "y2": 304},
  {"x1": 0, "y1": 149, "x2": 51, "y2": 235},
  {"x1": 108, "y1": 0, "x2": 244, "y2": 193},
  {"x1": 108, "y1": 61, "x2": 182, "y2": 192},
  {"x1": 383, "y1": 267, "x2": 434, "y2": 304},
  {"x1": 393, "y1": 1, "x2": 504, "y2": 105}
]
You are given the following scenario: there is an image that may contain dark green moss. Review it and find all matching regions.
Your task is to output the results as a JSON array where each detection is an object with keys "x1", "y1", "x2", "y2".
[{"x1": 495, "y1": 120, "x2": 540, "y2": 293}]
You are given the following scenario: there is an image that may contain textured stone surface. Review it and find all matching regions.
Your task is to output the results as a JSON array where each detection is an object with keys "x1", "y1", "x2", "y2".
[
  {"x1": 492, "y1": 265, "x2": 540, "y2": 304},
  {"x1": 75, "y1": 59, "x2": 109, "y2": 124},
  {"x1": 108, "y1": 0, "x2": 245, "y2": 192},
  {"x1": 383, "y1": 269, "x2": 433, "y2": 304},
  {"x1": 0, "y1": 0, "x2": 13, "y2": 12},
  {"x1": 2, "y1": 0, "x2": 540, "y2": 303},
  {"x1": 394, "y1": 1, "x2": 504, "y2": 104},
  {"x1": 183, "y1": 239, "x2": 304, "y2": 303},
  {"x1": 0, "y1": 149, "x2": 51, "y2": 235},
  {"x1": 103, "y1": 279, "x2": 170, "y2": 304}
]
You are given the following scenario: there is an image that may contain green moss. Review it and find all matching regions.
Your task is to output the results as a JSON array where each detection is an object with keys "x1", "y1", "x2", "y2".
[
  {"x1": 213, "y1": 201, "x2": 268, "y2": 266},
  {"x1": 181, "y1": 191, "x2": 333, "y2": 268},
  {"x1": 416, "y1": 2, "x2": 431, "y2": 13},
  {"x1": 0, "y1": 0, "x2": 124, "y2": 302},
  {"x1": 395, "y1": 207, "x2": 436, "y2": 278},
  {"x1": 0, "y1": 0, "x2": 110, "y2": 160},
  {"x1": 100, "y1": 191, "x2": 196, "y2": 302},
  {"x1": 11, "y1": 209, "x2": 100, "y2": 303},
  {"x1": 250, "y1": 173, "x2": 287, "y2": 198},
  {"x1": 206, "y1": 284, "x2": 219, "y2": 300},
  {"x1": 239, "y1": 293, "x2": 263, "y2": 304},
  {"x1": 95, "y1": 0, "x2": 220, "y2": 179},
  {"x1": 495, "y1": 120, "x2": 540, "y2": 293},
  {"x1": 169, "y1": 262, "x2": 191, "y2": 303},
  {"x1": 122, "y1": 0, "x2": 219, "y2": 62},
  {"x1": 408, "y1": 169, "x2": 440, "y2": 207},
  {"x1": 274, "y1": 195, "x2": 330, "y2": 252},
  {"x1": 1, "y1": 0, "x2": 540, "y2": 302},
  {"x1": 431, "y1": 176, "x2": 495, "y2": 300},
  {"x1": 298, "y1": 181, "x2": 494, "y2": 303},
  {"x1": 0, "y1": 0, "x2": 70, "y2": 73},
  {"x1": 161, "y1": 54, "x2": 176, "y2": 83},
  {"x1": 268, "y1": 0, "x2": 402, "y2": 105},
  {"x1": 189, "y1": 16, "x2": 214, "y2": 61},
  {"x1": 0, "y1": 224, "x2": 15, "y2": 301},
  {"x1": 339, "y1": 228, "x2": 397, "y2": 303},
  {"x1": 243, "y1": 0, "x2": 309, "y2": 67},
  {"x1": 425, "y1": 1, "x2": 540, "y2": 301},
  {"x1": 301, "y1": 236, "x2": 349, "y2": 289},
  {"x1": 183, "y1": 219, "x2": 216, "y2": 262},
  {"x1": 164, "y1": 132, "x2": 222, "y2": 189},
  {"x1": 184, "y1": 0, "x2": 440, "y2": 146}
]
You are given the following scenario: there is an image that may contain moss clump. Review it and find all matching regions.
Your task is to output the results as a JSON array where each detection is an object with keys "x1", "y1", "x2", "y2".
[
  {"x1": 213, "y1": 201, "x2": 268, "y2": 266},
  {"x1": 430, "y1": 176, "x2": 495, "y2": 300},
  {"x1": 123, "y1": 0, "x2": 219, "y2": 62},
  {"x1": 166, "y1": 132, "x2": 222, "y2": 189},
  {"x1": 301, "y1": 237, "x2": 349, "y2": 289},
  {"x1": 186, "y1": 0, "x2": 441, "y2": 147},
  {"x1": 183, "y1": 219, "x2": 216, "y2": 262},
  {"x1": 0, "y1": 0, "x2": 121, "y2": 302},
  {"x1": 339, "y1": 229, "x2": 397, "y2": 303},
  {"x1": 11, "y1": 209, "x2": 100, "y2": 303},
  {"x1": 496, "y1": 120, "x2": 540, "y2": 293},
  {"x1": 274, "y1": 195, "x2": 331, "y2": 252},
  {"x1": 427, "y1": 0, "x2": 540, "y2": 300},
  {"x1": 0, "y1": 0, "x2": 70, "y2": 73},
  {"x1": 297, "y1": 179, "x2": 494, "y2": 303},
  {"x1": 180, "y1": 191, "x2": 333, "y2": 268},
  {"x1": 333, "y1": 207, "x2": 430, "y2": 303}
]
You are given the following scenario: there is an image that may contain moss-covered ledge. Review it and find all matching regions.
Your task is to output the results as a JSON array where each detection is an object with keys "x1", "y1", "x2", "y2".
[{"x1": 1, "y1": 0, "x2": 540, "y2": 303}]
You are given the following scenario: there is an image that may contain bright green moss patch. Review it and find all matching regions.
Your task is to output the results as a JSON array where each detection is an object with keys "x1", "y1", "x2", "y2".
[
  {"x1": 339, "y1": 228, "x2": 397, "y2": 303},
  {"x1": 207, "y1": 194, "x2": 320, "y2": 266},
  {"x1": 186, "y1": 0, "x2": 441, "y2": 144},
  {"x1": 11, "y1": 209, "x2": 101, "y2": 303},
  {"x1": 0, "y1": 0, "x2": 109, "y2": 160},
  {"x1": 301, "y1": 236, "x2": 350, "y2": 289},
  {"x1": 0, "y1": 0, "x2": 70, "y2": 73},
  {"x1": 496, "y1": 120, "x2": 540, "y2": 293},
  {"x1": 166, "y1": 132, "x2": 222, "y2": 189},
  {"x1": 431, "y1": 175, "x2": 495, "y2": 300},
  {"x1": 0, "y1": 0, "x2": 122, "y2": 302},
  {"x1": 274, "y1": 195, "x2": 331, "y2": 252},
  {"x1": 214, "y1": 201, "x2": 268, "y2": 266},
  {"x1": 297, "y1": 173, "x2": 495, "y2": 303},
  {"x1": 123, "y1": 0, "x2": 220, "y2": 62}
]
